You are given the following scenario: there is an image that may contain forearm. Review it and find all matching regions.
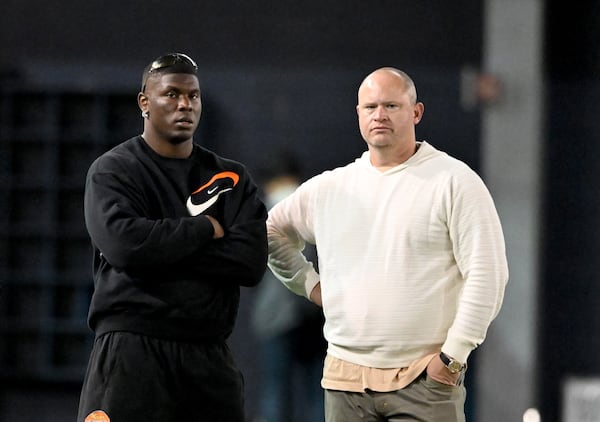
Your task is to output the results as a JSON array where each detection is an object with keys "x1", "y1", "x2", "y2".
[
  {"x1": 185, "y1": 220, "x2": 268, "y2": 286},
  {"x1": 267, "y1": 223, "x2": 320, "y2": 298},
  {"x1": 443, "y1": 263, "x2": 508, "y2": 363},
  {"x1": 443, "y1": 170, "x2": 509, "y2": 362},
  {"x1": 85, "y1": 175, "x2": 215, "y2": 269},
  {"x1": 445, "y1": 208, "x2": 508, "y2": 361}
]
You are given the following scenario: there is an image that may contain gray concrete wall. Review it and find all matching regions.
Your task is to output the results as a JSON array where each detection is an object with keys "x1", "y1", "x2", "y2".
[{"x1": 476, "y1": 0, "x2": 544, "y2": 420}]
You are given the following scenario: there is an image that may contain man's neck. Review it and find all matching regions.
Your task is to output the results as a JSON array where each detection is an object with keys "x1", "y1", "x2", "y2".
[
  {"x1": 141, "y1": 133, "x2": 193, "y2": 159},
  {"x1": 369, "y1": 142, "x2": 418, "y2": 172}
]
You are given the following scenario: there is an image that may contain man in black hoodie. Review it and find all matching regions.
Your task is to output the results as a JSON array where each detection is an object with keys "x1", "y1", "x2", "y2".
[{"x1": 77, "y1": 53, "x2": 268, "y2": 422}]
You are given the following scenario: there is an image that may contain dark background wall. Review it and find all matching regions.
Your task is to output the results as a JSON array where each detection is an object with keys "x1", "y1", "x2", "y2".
[
  {"x1": 0, "y1": 0, "x2": 484, "y2": 175},
  {"x1": 541, "y1": 0, "x2": 600, "y2": 420},
  {"x1": 0, "y1": 0, "x2": 598, "y2": 421},
  {"x1": 0, "y1": 1, "x2": 482, "y2": 67}
]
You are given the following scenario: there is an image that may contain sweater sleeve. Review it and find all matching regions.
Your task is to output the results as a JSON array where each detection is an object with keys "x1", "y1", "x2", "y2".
[
  {"x1": 183, "y1": 177, "x2": 268, "y2": 287},
  {"x1": 266, "y1": 180, "x2": 321, "y2": 299},
  {"x1": 84, "y1": 163, "x2": 215, "y2": 271},
  {"x1": 441, "y1": 167, "x2": 509, "y2": 363}
]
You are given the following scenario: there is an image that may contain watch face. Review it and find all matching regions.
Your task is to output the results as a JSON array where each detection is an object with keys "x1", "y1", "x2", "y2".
[
  {"x1": 448, "y1": 361, "x2": 463, "y2": 373},
  {"x1": 440, "y1": 352, "x2": 464, "y2": 373}
]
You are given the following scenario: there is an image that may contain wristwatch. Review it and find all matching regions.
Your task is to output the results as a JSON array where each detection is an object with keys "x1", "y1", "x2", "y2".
[{"x1": 439, "y1": 352, "x2": 466, "y2": 374}]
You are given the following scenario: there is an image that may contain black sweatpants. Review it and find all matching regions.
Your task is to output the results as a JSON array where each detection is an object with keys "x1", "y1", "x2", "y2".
[{"x1": 77, "y1": 331, "x2": 245, "y2": 422}]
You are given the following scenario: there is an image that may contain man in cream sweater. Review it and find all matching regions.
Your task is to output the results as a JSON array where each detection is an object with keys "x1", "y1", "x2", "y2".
[{"x1": 266, "y1": 67, "x2": 509, "y2": 421}]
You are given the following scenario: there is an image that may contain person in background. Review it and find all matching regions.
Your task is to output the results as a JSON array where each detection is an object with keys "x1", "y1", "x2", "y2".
[
  {"x1": 251, "y1": 153, "x2": 326, "y2": 422},
  {"x1": 77, "y1": 52, "x2": 267, "y2": 422},
  {"x1": 266, "y1": 67, "x2": 509, "y2": 422}
]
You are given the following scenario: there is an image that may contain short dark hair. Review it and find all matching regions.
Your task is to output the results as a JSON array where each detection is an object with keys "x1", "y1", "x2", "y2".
[{"x1": 141, "y1": 52, "x2": 198, "y2": 92}]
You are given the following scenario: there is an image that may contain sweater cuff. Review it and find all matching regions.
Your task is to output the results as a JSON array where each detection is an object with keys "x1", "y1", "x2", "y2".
[
  {"x1": 441, "y1": 338, "x2": 473, "y2": 364},
  {"x1": 304, "y1": 269, "x2": 320, "y2": 299}
]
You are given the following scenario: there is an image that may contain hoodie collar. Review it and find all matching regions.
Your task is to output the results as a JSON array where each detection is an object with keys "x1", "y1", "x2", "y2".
[{"x1": 358, "y1": 141, "x2": 437, "y2": 173}]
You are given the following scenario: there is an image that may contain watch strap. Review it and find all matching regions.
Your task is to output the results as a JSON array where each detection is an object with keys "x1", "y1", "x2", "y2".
[{"x1": 439, "y1": 352, "x2": 465, "y2": 373}]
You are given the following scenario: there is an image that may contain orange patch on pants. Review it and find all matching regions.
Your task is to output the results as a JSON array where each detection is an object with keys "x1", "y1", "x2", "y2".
[{"x1": 85, "y1": 410, "x2": 110, "y2": 422}]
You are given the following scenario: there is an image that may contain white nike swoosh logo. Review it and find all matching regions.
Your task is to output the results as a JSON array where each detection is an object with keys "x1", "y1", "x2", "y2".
[
  {"x1": 207, "y1": 185, "x2": 219, "y2": 194},
  {"x1": 186, "y1": 188, "x2": 233, "y2": 216}
]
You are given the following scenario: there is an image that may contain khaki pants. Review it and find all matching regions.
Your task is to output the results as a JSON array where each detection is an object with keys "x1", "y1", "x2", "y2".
[{"x1": 324, "y1": 371, "x2": 467, "y2": 422}]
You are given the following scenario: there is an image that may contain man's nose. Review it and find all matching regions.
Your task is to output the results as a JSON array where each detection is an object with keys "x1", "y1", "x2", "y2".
[
  {"x1": 373, "y1": 105, "x2": 388, "y2": 120},
  {"x1": 178, "y1": 96, "x2": 192, "y2": 109}
]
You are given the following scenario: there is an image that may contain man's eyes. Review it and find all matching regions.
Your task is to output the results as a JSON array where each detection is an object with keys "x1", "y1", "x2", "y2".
[
  {"x1": 165, "y1": 91, "x2": 200, "y2": 100},
  {"x1": 364, "y1": 104, "x2": 398, "y2": 110}
]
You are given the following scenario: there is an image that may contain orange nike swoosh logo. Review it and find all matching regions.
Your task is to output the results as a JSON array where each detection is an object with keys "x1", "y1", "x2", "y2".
[
  {"x1": 191, "y1": 171, "x2": 239, "y2": 195},
  {"x1": 186, "y1": 171, "x2": 240, "y2": 216}
]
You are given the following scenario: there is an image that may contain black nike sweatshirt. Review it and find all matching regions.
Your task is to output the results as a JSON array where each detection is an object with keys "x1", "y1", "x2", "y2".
[{"x1": 83, "y1": 136, "x2": 268, "y2": 341}]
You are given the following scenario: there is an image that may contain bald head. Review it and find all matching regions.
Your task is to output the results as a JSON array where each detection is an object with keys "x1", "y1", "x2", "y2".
[
  {"x1": 355, "y1": 67, "x2": 424, "y2": 167},
  {"x1": 358, "y1": 67, "x2": 418, "y2": 105}
]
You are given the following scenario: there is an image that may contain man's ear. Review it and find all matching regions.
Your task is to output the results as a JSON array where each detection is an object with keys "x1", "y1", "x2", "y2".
[
  {"x1": 413, "y1": 102, "x2": 425, "y2": 124},
  {"x1": 138, "y1": 92, "x2": 148, "y2": 113}
]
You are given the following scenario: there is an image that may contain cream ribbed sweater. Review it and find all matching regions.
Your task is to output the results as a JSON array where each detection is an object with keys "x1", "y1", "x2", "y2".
[{"x1": 267, "y1": 142, "x2": 508, "y2": 368}]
